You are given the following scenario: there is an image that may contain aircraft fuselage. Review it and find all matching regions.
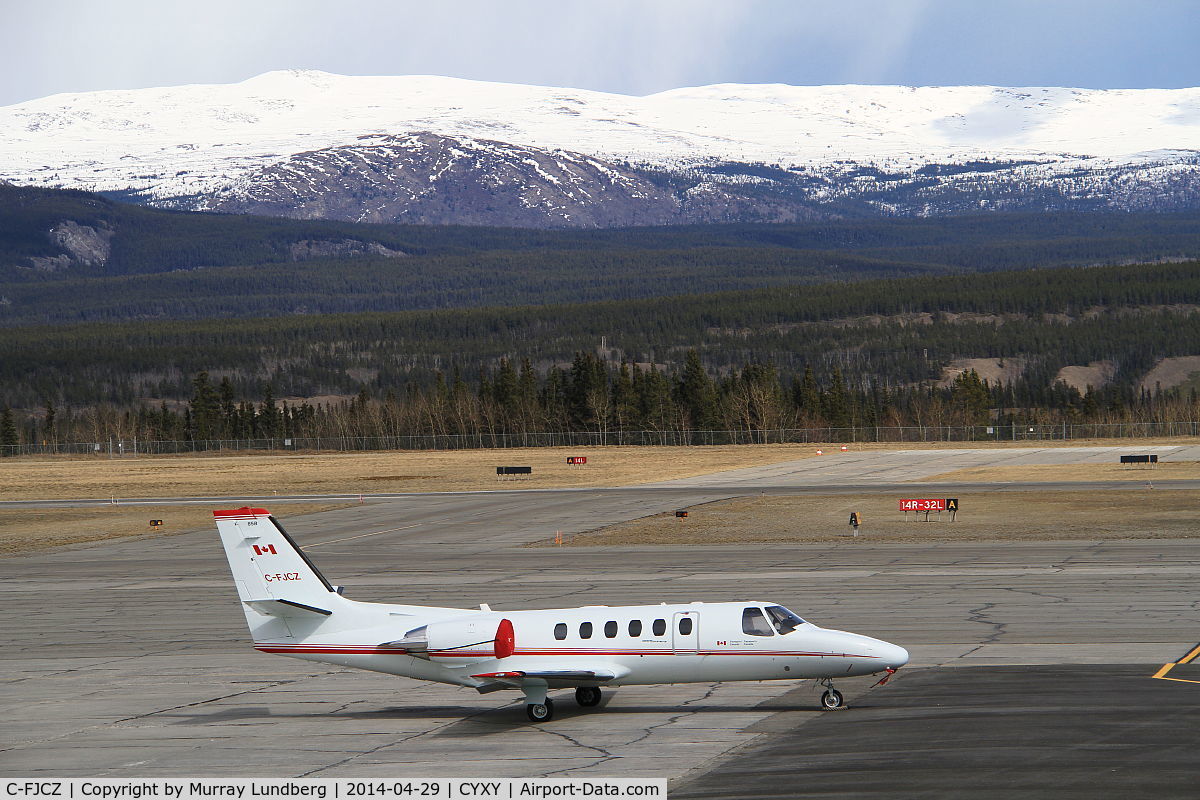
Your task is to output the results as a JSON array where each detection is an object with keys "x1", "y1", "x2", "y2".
[
  {"x1": 251, "y1": 601, "x2": 908, "y2": 688},
  {"x1": 214, "y1": 507, "x2": 908, "y2": 720}
]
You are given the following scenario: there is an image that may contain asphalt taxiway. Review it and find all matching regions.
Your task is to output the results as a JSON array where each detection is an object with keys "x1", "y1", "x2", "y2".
[
  {"x1": 673, "y1": 664, "x2": 1200, "y2": 799},
  {"x1": 2, "y1": 445, "x2": 1198, "y2": 792}
]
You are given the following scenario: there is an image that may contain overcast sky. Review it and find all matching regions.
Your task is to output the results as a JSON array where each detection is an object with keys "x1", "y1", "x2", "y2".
[{"x1": 2, "y1": 0, "x2": 1197, "y2": 106}]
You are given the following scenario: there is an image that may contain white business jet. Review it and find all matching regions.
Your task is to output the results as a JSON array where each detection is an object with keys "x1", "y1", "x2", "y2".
[{"x1": 214, "y1": 507, "x2": 908, "y2": 722}]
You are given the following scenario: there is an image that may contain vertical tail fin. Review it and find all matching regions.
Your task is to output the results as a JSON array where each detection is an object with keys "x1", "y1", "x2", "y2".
[{"x1": 213, "y1": 507, "x2": 345, "y2": 641}]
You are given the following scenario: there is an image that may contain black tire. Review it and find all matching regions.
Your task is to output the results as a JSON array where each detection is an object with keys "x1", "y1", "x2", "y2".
[
  {"x1": 526, "y1": 698, "x2": 554, "y2": 722},
  {"x1": 575, "y1": 686, "x2": 602, "y2": 707},
  {"x1": 820, "y1": 689, "x2": 844, "y2": 710}
]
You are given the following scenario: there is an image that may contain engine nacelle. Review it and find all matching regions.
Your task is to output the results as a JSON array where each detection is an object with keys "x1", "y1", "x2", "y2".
[{"x1": 391, "y1": 616, "x2": 514, "y2": 662}]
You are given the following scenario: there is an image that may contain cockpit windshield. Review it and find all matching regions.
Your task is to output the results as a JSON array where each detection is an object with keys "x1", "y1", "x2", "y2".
[
  {"x1": 741, "y1": 607, "x2": 774, "y2": 636},
  {"x1": 765, "y1": 605, "x2": 806, "y2": 635}
]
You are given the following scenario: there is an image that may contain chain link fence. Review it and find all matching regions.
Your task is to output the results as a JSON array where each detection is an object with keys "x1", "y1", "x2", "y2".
[{"x1": 4, "y1": 421, "x2": 1199, "y2": 457}]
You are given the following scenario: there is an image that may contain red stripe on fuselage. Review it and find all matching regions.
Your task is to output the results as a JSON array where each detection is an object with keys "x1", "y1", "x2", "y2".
[{"x1": 253, "y1": 643, "x2": 878, "y2": 659}]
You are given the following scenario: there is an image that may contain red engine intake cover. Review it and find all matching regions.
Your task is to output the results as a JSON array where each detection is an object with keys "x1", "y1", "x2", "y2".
[{"x1": 495, "y1": 618, "x2": 515, "y2": 659}]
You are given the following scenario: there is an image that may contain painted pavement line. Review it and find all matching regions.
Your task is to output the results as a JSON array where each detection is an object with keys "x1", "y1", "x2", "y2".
[{"x1": 1151, "y1": 640, "x2": 1200, "y2": 684}]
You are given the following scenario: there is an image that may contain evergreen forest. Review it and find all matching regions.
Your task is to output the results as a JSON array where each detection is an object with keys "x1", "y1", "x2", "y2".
[
  {"x1": 4, "y1": 186, "x2": 1200, "y2": 450},
  {"x1": 6, "y1": 183, "x2": 1200, "y2": 325},
  {"x1": 3, "y1": 259, "x2": 1199, "y2": 449}
]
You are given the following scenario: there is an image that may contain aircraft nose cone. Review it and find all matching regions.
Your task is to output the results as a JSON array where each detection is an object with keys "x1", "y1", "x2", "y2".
[{"x1": 881, "y1": 642, "x2": 909, "y2": 669}]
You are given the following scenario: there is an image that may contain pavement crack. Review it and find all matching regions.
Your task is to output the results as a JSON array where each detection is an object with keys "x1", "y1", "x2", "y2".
[
  {"x1": 298, "y1": 700, "x2": 512, "y2": 778},
  {"x1": 298, "y1": 727, "x2": 442, "y2": 778},
  {"x1": 534, "y1": 728, "x2": 618, "y2": 777},
  {"x1": 530, "y1": 583, "x2": 601, "y2": 604},
  {"x1": 3, "y1": 654, "x2": 148, "y2": 685},
  {"x1": 624, "y1": 682, "x2": 725, "y2": 751},
  {"x1": 966, "y1": 601, "x2": 1008, "y2": 645},
  {"x1": 115, "y1": 675, "x2": 332, "y2": 723},
  {"x1": 539, "y1": 683, "x2": 723, "y2": 777},
  {"x1": 1005, "y1": 586, "x2": 1070, "y2": 604},
  {"x1": 0, "y1": 674, "x2": 332, "y2": 753}
]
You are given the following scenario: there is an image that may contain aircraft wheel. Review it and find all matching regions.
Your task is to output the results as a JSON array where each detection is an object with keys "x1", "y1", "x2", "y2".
[
  {"x1": 526, "y1": 698, "x2": 554, "y2": 722},
  {"x1": 575, "y1": 686, "x2": 602, "y2": 707},
  {"x1": 820, "y1": 689, "x2": 844, "y2": 710}
]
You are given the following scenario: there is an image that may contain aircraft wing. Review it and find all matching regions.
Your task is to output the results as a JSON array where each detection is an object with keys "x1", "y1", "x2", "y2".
[
  {"x1": 470, "y1": 665, "x2": 629, "y2": 691},
  {"x1": 473, "y1": 669, "x2": 619, "y2": 682}
]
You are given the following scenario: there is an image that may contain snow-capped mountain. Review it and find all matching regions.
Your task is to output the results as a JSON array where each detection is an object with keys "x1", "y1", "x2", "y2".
[{"x1": 4, "y1": 70, "x2": 1200, "y2": 226}]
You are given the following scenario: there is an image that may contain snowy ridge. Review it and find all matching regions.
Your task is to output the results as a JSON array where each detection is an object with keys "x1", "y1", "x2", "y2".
[
  {"x1": 3, "y1": 71, "x2": 1200, "y2": 224},
  {"x1": 203, "y1": 132, "x2": 711, "y2": 227}
]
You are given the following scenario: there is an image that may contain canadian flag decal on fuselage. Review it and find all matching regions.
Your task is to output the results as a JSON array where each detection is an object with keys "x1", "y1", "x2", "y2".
[{"x1": 253, "y1": 544, "x2": 277, "y2": 556}]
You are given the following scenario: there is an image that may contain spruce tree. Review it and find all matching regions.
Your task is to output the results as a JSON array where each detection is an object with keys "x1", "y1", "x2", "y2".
[
  {"x1": 611, "y1": 361, "x2": 639, "y2": 431},
  {"x1": 0, "y1": 406, "x2": 18, "y2": 454},
  {"x1": 823, "y1": 368, "x2": 851, "y2": 429},
  {"x1": 951, "y1": 369, "x2": 992, "y2": 424},
  {"x1": 639, "y1": 366, "x2": 673, "y2": 432},
  {"x1": 219, "y1": 377, "x2": 236, "y2": 436},
  {"x1": 794, "y1": 365, "x2": 822, "y2": 419},
  {"x1": 259, "y1": 383, "x2": 281, "y2": 439},
  {"x1": 493, "y1": 358, "x2": 518, "y2": 411},
  {"x1": 43, "y1": 400, "x2": 56, "y2": 443},
  {"x1": 540, "y1": 366, "x2": 568, "y2": 430},
  {"x1": 567, "y1": 352, "x2": 607, "y2": 431},
  {"x1": 517, "y1": 358, "x2": 538, "y2": 430},
  {"x1": 676, "y1": 349, "x2": 718, "y2": 432},
  {"x1": 190, "y1": 371, "x2": 221, "y2": 441}
]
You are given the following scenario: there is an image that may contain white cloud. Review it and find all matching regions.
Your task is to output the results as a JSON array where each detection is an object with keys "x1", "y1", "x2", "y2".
[{"x1": 0, "y1": 0, "x2": 1192, "y2": 106}]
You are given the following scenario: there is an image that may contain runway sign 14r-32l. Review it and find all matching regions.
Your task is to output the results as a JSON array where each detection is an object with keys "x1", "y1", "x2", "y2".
[{"x1": 899, "y1": 498, "x2": 959, "y2": 512}]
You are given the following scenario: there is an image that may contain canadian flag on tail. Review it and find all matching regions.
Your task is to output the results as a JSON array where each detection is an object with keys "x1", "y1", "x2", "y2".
[{"x1": 253, "y1": 544, "x2": 277, "y2": 556}]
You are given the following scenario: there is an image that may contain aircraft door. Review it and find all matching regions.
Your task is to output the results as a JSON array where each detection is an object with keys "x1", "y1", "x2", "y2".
[{"x1": 672, "y1": 611, "x2": 699, "y2": 654}]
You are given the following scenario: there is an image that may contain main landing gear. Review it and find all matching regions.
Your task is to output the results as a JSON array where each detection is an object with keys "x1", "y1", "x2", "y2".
[
  {"x1": 525, "y1": 688, "x2": 603, "y2": 722},
  {"x1": 818, "y1": 678, "x2": 844, "y2": 710}
]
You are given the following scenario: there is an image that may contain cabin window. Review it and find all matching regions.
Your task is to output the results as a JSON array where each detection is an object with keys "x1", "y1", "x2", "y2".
[
  {"x1": 554, "y1": 623, "x2": 567, "y2": 640},
  {"x1": 604, "y1": 621, "x2": 618, "y2": 638},
  {"x1": 678, "y1": 617, "x2": 693, "y2": 636},
  {"x1": 580, "y1": 621, "x2": 593, "y2": 639},
  {"x1": 742, "y1": 607, "x2": 774, "y2": 636},
  {"x1": 765, "y1": 605, "x2": 806, "y2": 635},
  {"x1": 629, "y1": 620, "x2": 643, "y2": 637},
  {"x1": 652, "y1": 618, "x2": 666, "y2": 636}
]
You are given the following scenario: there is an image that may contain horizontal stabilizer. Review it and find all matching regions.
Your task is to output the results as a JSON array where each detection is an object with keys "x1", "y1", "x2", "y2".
[{"x1": 243, "y1": 598, "x2": 334, "y2": 618}]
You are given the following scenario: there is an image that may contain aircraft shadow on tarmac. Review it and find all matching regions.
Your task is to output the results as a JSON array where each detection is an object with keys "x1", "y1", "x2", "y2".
[
  {"x1": 172, "y1": 695, "x2": 870, "y2": 734},
  {"x1": 172, "y1": 704, "x2": 486, "y2": 725},
  {"x1": 428, "y1": 698, "x2": 857, "y2": 737}
]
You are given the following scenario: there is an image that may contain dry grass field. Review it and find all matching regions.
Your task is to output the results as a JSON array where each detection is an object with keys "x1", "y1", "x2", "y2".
[
  {"x1": 0, "y1": 445, "x2": 818, "y2": 557},
  {"x1": 550, "y1": 489, "x2": 1200, "y2": 547},
  {"x1": 0, "y1": 503, "x2": 350, "y2": 557},
  {"x1": 3, "y1": 437, "x2": 1198, "y2": 502},
  {"x1": 921, "y1": 462, "x2": 1200, "y2": 483},
  {"x1": 3, "y1": 439, "x2": 1198, "y2": 556},
  {"x1": 0, "y1": 445, "x2": 820, "y2": 502}
]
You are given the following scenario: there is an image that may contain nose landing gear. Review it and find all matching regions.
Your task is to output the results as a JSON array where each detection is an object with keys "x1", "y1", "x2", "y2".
[
  {"x1": 524, "y1": 681, "x2": 554, "y2": 722},
  {"x1": 818, "y1": 678, "x2": 844, "y2": 710},
  {"x1": 526, "y1": 698, "x2": 555, "y2": 722}
]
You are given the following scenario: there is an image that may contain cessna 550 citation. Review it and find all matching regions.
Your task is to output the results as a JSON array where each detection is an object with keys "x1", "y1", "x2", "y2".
[{"x1": 214, "y1": 507, "x2": 909, "y2": 722}]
